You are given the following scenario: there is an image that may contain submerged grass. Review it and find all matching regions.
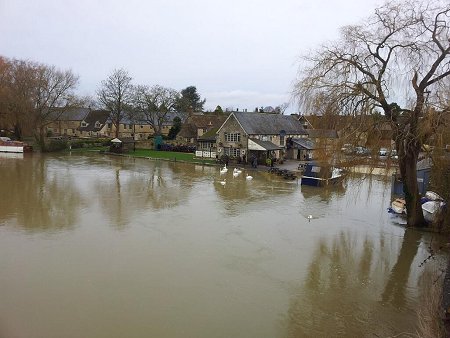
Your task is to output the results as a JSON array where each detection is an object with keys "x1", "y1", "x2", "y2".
[
  {"x1": 415, "y1": 268, "x2": 447, "y2": 338},
  {"x1": 66, "y1": 146, "x2": 218, "y2": 164},
  {"x1": 130, "y1": 149, "x2": 217, "y2": 164}
]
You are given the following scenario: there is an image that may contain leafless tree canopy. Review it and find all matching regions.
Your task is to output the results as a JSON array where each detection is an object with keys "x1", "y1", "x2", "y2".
[
  {"x1": 296, "y1": 0, "x2": 449, "y2": 116},
  {"x1": 295, "y1": 0, "x2": 450, "y2": 227},
  {"x1": 97, "y1": 68, "x2": 133, "y2": 137},
  {"x1": 0, "y1": 56, "x2": 78, "y2": 144},
  {"x1": 132, "y1": 85, "x2": 180, "y2": 135}
]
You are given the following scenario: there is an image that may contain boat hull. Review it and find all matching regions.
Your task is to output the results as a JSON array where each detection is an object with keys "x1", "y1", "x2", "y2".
[
  {"x1": 0, "y1": 143, "x2": 32, "y2": 153},
  {"x1": 301, "y1": 175, "x2": 344, "y2": 187}
]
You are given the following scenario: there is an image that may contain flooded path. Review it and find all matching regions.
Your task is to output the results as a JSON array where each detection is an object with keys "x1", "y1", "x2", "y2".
[{"x1": 0, "y1": 153, "x2": 446, "y2": 337}]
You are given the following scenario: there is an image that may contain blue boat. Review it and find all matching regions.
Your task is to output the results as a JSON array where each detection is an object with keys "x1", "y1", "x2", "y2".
[{"x1": 300, "y1": 162, "x2": 346, "y2": 187}]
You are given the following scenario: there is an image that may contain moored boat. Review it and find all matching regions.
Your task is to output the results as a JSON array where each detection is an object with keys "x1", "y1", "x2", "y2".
[
  {"x1": 300, "y1": 162, "x2": 346, "y2": 187},
  {"x1": 388, "y1": 191, "x2": 446, "y2": 223},
  {"x1": 0, "y1": 137, "x2": 33, "y2": 153},
  {"x1": 391, "y1": 198, "x2": 406, "y2": 214},
  {"x1": 422, "y1": 200, "x2": 445, "y2": 223}
]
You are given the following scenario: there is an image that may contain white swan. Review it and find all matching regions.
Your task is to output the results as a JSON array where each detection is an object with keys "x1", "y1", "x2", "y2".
[
  {"x1": 220, "y1": 168, "x2": 227, "y2": 175},
  {"x1": 220, "y1": 179, "x2": 226, "y2": 186},
  {"x1": 233, "y1": 171, "x2": 239, "y2": 178},
  {"x1": 222, "y1": 165, "x2": 228, "y2": 172},
  {"x1": 246, "y1": 174, "x2": 253, "y2": 180}
]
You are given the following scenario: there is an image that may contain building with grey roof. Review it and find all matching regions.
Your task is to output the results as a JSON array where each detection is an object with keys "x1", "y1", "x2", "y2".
[{"x1": 215, "y1": 112, "x2": 308, "y2": 164}]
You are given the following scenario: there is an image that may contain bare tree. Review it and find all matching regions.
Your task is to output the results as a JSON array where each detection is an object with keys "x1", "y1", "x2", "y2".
[
  {"x1": 295, "y1": 0, "x2": 450, "y2": 227},
  {"x1": 0, "y1": 57, "x2": 79, "y2": 145},
  {"x1": 275, "y1": 102, "x2": 289, "y2": 114},
  {"x1": 133, "y1": 85, "x2": 180, "y2": 136},
  {"x1": 32, "y1": 64, "x2": 79, "y2": 148},
  {"x1": 0, "y1": 58, "x2": 37, "y2": 139},
  {"x1": 97, "y1": 69, "x2": 133, "y2": 138}
]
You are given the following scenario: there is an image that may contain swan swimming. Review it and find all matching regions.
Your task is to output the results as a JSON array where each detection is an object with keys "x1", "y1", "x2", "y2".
[{"x1": 246, "y1": 174, "x2": 253, "y2": 180}]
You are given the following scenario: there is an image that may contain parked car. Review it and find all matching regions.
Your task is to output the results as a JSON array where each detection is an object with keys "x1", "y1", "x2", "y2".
[{"x1": 378, "y1": 148, "x2": 389, "y2": 156}]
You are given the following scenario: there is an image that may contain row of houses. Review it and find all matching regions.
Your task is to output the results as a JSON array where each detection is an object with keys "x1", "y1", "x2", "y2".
[
  {"x1": 46, "y1": 108, "x2": 182, "y2": 139},
  {"x1": 45, "y1": 107, "x2": 347, "y2": 163}
]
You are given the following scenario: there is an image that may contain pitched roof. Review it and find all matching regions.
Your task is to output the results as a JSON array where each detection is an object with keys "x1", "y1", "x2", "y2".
[
  {"x1": 79, "y1": 110, "x2": 110, "y2": 132},
  {"x1": 231, "y1": 112, "x2": 308, "y2": 135},
  {"x1": 178, "y1": 114, "x2": 227, "y2": 139},
  {"x1": 198, "y1": 128, "x2": 219, "y2": 141},
  {"x1": 51, "y1": 107, "x2": 90, "y2": 121},
  {"x1": 248, "y1": 138, "x2": 282, "y2": 151},
  {"x1": 108, "y1": 111, "x2": 188, "y2": 126},
  {"x1": 307, "y1": 129, "x2": 338, "y2": 139},
  {"x1": 292, "y1": 138, "x2": 316, "y2": 150}
]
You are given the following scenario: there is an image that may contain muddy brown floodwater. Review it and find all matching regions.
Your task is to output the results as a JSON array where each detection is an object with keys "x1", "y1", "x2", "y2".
[{"x1": 0, "y1": 153, "x2": 446, "y2": 338}]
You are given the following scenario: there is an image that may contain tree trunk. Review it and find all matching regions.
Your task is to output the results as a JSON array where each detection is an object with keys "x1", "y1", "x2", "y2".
[
  {"x1": 13, "y1": 123, "x2": 22, "y2": 140},
  {"x1": 35, "y1": 126, "x2": 47, "y2": 152},
  {"x1": 114, "y1": 121, "x2": 119, "y2": 138},
  {"x1": 398, "y1": 142, "x2": 426, "y2": 227}
]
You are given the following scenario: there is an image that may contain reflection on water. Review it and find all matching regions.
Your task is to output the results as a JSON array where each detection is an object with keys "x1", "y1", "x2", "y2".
[
  {"x1": 0, "y1": 154, "x2": 85, "y2": 231},
  {"x1": 0, "y1": 153, "x2": 446, "y2": 338},
  {"x1": 300, "y1": 183, "x2": 346, "y2": 203},
  {"x1": 284, "y1": 229, "x2": 445, "y2": 337}
]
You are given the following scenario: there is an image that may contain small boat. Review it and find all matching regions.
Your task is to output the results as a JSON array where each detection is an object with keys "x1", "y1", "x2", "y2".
[
  {"x1": 422, "y1": 191, "x2": 446, "y2": 223},
  {"x1": 300, "y1": 162, "x2": 345, "y2": 187},
  {"x1": 388, "y1": 191, "x2": 446, "y2": 222},
  {"x1": 0, "y1": 137, "x2": 33, "y2": 153},
  {"x1": 422, "y1": 200, "x2": 445, "y2": 223},
  {"x1": 425, "y1": 191, "x2": 443, "y2": 201},
  {"x1": 391, "y1": 198, "x2": 406, "y2": 214}
]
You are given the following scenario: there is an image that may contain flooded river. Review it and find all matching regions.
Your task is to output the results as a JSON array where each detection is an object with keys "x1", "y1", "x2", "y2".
[{"x1": 0, "y1": 153, "x2": 446, "y2": 337}]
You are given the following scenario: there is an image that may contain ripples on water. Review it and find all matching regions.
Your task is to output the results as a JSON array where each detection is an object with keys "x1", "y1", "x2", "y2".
[{"x1": 0, "y1": 153, "x2": 446, "y2": 338}]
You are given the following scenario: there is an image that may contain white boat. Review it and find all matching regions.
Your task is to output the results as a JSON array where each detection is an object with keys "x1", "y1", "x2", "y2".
[
  {"x1": 390, "y1": 191, "x2": 446, "y2": 223},
  {"x1": 422, "y1": 200, "x2": 446, "y2": 223},
  {"x1": 0, "y1": 137, "x2": 33, "y2": 153},
  {"x1": 425, "y1": 191, "x2": 443, "y2": 201},
  {"x1": 391, "y1": 198, "x2": 406, "y2": 214}
]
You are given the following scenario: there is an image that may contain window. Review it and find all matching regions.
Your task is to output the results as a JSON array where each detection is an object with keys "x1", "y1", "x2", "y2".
[
  {"x1": 95, "y1": 121, "x2": 101, "y2": 128},
  {"x1": 108, "y1": 123, "x2": 112, "y2": 129},
  {"x1": 201, "y1": 142, "x2": 213, "y2": 149},
  {"x1": 224, "y1": 147, "x2": 240, "y2": 157},
  {"x1": 81, "y1": 121, "x2": 88, "y2": 127},
  {"x1": 280, "y1": 135, "x2": 285, "y2": 146},
  {"x1": 224, "y1": 132, "x2": 241, "y2": 143}
]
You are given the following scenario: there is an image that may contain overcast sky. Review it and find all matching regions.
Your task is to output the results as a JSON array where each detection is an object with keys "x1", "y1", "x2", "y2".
[{"x1": 1, "y1": 0, "x2": 383, "y2": 113}]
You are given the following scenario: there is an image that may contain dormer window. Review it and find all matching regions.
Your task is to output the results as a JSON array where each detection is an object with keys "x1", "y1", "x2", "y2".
[
  {"x1": 95, "y1": 121, "x2": 101, "y2": 128},
  {"x1": 81, "y1": 121, "x2": 88, "y2": 127}
]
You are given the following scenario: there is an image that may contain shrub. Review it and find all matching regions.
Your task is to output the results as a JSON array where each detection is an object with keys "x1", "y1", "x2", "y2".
[{"x1": 44, "y1": 139, "x2": 67, "y2": 152}]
